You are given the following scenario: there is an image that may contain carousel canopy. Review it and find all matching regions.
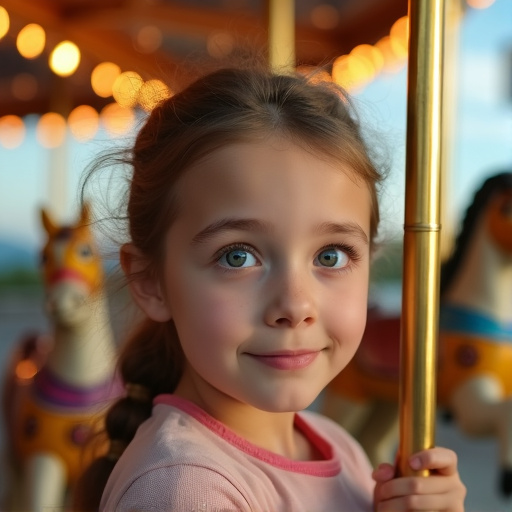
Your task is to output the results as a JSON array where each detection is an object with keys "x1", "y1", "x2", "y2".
[{"x1": 0, "y1": 0, "x2": 409, "y2": 118}]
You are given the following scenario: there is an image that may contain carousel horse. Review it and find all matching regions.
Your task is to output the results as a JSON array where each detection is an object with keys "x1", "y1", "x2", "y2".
[
  {"x1": 1, "y1": 203, "x2": 120, "y2": 511},
  {"x1": 322, "y1": 172, "x2": 512, "y2": 496}
]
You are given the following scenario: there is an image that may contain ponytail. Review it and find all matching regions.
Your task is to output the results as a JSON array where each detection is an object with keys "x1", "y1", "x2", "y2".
[{"x1": 73, "y1": 318, "x2": 184, "y2": 511}]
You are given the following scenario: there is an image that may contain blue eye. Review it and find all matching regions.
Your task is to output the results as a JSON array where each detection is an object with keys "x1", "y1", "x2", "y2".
[
  {"x1": 315, "y1": 248, "x2": 349, "y2": 269},
  {"x1": 218, "y1": 249, "x2": 258, "y2": 268}
]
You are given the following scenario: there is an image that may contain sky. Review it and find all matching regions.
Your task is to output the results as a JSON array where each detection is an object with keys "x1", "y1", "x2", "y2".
[{"x1": 0, "y1": 0, "x2": 511, "y2": 250}]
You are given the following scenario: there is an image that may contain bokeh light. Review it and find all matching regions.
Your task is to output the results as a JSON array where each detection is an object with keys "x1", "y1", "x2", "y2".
[
  {"x1": 36, "y1": 112, "x2": 67, "y2": 148},
  {"x1": 389, "y1": 16, "x2": 409, "y2": 60},
  {"x1": 375, "y1": 35, "x2": 406, "y2": 73},
  {"x1": 100, "y1": 103, "x2": 135, "y2": 136},
  {"x1": 206, "y1": 31, "x2": 235, "y2": 59},
  {"x1": 11, "y1": 73, "x2": 38, "y2": 101},
  {"x1": 0, "y1": 115, "x2": 26, "y2": 149},
  {"x1": 91, "y1": 62, "x2": 121, "y2": 98},
  {"x1": 466, "y1": 0, "x2": 496, "y2": 8},
  {"x1": 112, "y1": 71, "x2": 143, "y2": 108},
  {"x1": 16, "y1": 23, "x2": 46, "y2": 59},
  {"x1": 49, "y1": 41, "x2": 81, "y2": 77},
  {"x1": 138, "y1": 79, "x2": 171, "y2": 111},
  {"x1": 310, "y1": 4, "x2": 340, "y2": 30},
  {"x1": 68, "y1": 105, "x2": 99, "y2": 142},
  {"x1": 134, "y1": 25, "x2": 162, "y2": 53},
  {"x1": 0, "y1": 6, "x2": 10, "y2": 40}
]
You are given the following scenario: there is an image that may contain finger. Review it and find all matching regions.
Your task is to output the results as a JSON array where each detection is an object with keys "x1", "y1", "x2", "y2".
[
  {"x1": 377, "y1": 475, "x2": 457, "y2": 501},
  {"x1": 409, "y1": 447, "x2": 458, "y2": 476},
  {"x1": 372, "y1": 463, "x2": 395, "y2": 483},
  {"x1": 376, "y1": 492, "x2": 460, "y2": 512}
]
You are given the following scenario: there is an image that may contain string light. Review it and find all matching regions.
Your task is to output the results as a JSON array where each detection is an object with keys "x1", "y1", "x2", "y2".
[
  {"x1": 100, "y1": 103, "x2": 135, "y2": 136},
  {"x1": 36, "y1": 112, "x2": 67, "y2": 148},
  {"x1": 310, "y1": 4, "x2": 340, "y2": 30},
  {"x1": 138, "y1": 79, "x2": 171, "y2": 111},
  {"x1": 0, "y1": 6, "x2": 9, "y2": 40},
  {"x1": 389, "y1": 16, "x2": 409, "y2": 60},
  {"x1": 68, "y1": 105, "x2": 99, "y2": 142},
  {"x1": 11, "y1": 73, "x2": 38, "y2": 101},
  {"x1": 112, "y1": 71, "x2": 143, "y2": 108},
  {"x1": 0, "y1": 115, "x2": 25, "y2": 149},
  {"x1": 134, "y1": 25, "x2": 162, "y2": 53},
  {"x1": 466, "y1": 0, "x2": 496, "y2": 8},
  {"x1": 49, "y1": 41, "x2": 81, "y2": 77},
  {"x1": 206, "y1": 31, "x2": 235, "y2": 59},
  {"x1": 17, "y1": 23, "x2": 46, "y2": 59},
  {"x1": 91, "y1": 62, "x2": 121, "y2": 98}
]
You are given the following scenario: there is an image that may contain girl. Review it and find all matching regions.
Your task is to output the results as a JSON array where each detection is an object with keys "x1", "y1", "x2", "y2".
[{"x1": 75, "y1": 66, "x2": 466, "y2": 511}]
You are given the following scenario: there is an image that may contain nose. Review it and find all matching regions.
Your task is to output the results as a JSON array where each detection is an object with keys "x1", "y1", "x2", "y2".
[{"x1": 263, "y1": 269, "x2": 317, "y2": 328}]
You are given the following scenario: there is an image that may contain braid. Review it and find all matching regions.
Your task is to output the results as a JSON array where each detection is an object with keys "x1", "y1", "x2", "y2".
[{"x1": 73, "y1": 318, "x2": 183, "y2": 511}]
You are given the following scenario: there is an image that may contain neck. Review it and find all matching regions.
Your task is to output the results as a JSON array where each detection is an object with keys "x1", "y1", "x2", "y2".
[
  {"x1": 444, "y1": 229, "x2": 512, "y2": 323},
  {"x1": 174, "y1": 370, "x2": 313, "y2": 460},
  {"x1": 47, "y1": 292, "x2": 117, "y2": 387}
]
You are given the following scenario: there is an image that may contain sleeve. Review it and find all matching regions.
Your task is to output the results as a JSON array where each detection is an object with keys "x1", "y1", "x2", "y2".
[{"x1": 112, "y1": 464, "x2": 253, "y2": 512}]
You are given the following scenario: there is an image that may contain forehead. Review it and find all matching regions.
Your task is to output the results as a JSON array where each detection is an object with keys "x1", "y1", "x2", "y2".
[{"x1": 172, "y1": 138, "x2": 372, "y2": 234}]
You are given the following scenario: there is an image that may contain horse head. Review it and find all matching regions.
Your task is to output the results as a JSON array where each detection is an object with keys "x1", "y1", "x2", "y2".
[{"x1": 40, "y1": 203, "x2": 104, "y2": 327}]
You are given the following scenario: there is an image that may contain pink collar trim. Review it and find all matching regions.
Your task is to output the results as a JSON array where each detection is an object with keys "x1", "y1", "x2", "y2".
[{"x1": 153, "y1": 394, "x2": 341, "y2": 477}]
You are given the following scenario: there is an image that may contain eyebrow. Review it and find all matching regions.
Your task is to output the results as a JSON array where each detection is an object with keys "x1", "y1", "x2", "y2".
[
  {"x1": 191, "y1": 218, "x2": 273, "y2": 245},
  {"x1": 191, "y1": 217, "x2": 368, "y2": 246},
  {"x1": 315, "y1": 221, "x2": 369, "y2": 245}
]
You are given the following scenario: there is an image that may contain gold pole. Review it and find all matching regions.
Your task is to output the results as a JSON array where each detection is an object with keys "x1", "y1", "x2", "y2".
[
  {"x1": 267, "y1": 0, "x2": 295, "y2": 72},
  {"x1": 398, "y1": 0, "x2": 446, "y2": 477},
  {"x1": 440, "y1": 0, "x2": 464, "y2": 260}
]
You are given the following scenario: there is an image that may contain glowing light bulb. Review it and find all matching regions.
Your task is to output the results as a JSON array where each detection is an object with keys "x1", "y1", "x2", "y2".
[
  {"x1": 91, "y1": 62, "x2": 121, "y2": 98},
  {"x1": 100, "y1": 103, "x2": 135, "y2": 136},
  {"x1": 49, "y1": 41, "x2": 81, "y2": 77},
  {"x1": 310, "y1": 4, "x2": 339, "y2": 30},
  {"x1": 467, "y1": 0, "x2": 495, "y2": 8},
  {"x1": 138, "y1": 79, "x2": 171, "y2": 111},
  {"x1": 68, "y1": 105, "x2": 99, "y2": 142},
  {"x1": 37, "y1": 112, "x2": 67, "y2": 148},
  {"x1": 0, "y1": 6, "x2": 9, "y2": 40},
  {"x1": 0, "y1": 115, "x2": 25, "y2": 149},
  {"x1": 112, "y1": 71, "x2": 143, "y2": 108},
  {"x1": 17, "y1": 23, "x2": 46, "y2": 59}
]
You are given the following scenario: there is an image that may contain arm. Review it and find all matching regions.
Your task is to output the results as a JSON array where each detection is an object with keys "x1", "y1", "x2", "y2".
[{"x1": 373, "y1": 447, "x2": 466, "y2": 511}]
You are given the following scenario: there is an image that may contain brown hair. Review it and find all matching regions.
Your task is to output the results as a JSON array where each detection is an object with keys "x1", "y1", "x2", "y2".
[{"x1": 73, "y1": 66, "x2": 383, "y2": 511}]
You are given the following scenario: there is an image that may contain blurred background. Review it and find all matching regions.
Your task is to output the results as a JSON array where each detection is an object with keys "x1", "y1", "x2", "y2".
[{"x1": 0, "y1": 0, "x2": 511, "y2": 510}]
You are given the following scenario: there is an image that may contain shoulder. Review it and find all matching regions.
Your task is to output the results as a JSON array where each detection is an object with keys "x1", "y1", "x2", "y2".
[
  {"x1": 105, "y1": 464, "x2": 251, "y2": 512},
  {"x1": 101, "y1": 403, "x2": 254, "y2": 511}
]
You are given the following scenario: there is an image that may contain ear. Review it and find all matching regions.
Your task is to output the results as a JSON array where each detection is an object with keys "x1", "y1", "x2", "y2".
[
  {"x1": 120, "y1": 243, "x2": 172, "y2": 322},
  {"x1": 41, "y1": 208, "x2": 58, "y2": 237},
  {"x1": 78, "y1": 202, "x2": 91, "y2": 227}
]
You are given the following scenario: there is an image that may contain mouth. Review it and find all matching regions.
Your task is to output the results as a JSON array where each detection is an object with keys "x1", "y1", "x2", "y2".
[{"x1": 246, "y1": 350, "x2": 321, "y2": 371}]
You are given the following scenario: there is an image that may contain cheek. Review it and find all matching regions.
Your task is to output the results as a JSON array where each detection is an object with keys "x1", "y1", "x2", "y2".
[
  {"x1": 324, "y1": 284, "x2": 369, "y2": 348},
  {"x1": 169, "y1": 276, "x2": 254, "y2": 346}
]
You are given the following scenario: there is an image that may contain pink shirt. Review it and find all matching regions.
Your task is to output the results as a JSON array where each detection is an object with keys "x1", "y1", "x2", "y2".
[{"x1": 100, "y1": 395, "x2": 375, "y2": 511}]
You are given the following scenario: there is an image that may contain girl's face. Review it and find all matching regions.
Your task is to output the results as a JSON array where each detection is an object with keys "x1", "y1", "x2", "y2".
[{"x1": 159, "y1": 138, "x2": 372, "y2": 413}]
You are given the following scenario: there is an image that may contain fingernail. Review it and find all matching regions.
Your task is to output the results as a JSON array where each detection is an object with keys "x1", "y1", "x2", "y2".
[{"x1": 410, "y1": 456, "x2": 421, "y2": 470}]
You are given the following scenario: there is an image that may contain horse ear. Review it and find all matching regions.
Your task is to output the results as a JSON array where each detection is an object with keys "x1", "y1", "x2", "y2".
[
  {"x1": 41, "y1": 208, "x2": 58, "y2": 237},
  {"x1": 79, "y1": 202, "x2": 91, "y2": 227}
]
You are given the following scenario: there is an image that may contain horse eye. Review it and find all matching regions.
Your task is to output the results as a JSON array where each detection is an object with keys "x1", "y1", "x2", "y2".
[{"x1": 78, "y1": 244, "x2": 93, "y2": 259}]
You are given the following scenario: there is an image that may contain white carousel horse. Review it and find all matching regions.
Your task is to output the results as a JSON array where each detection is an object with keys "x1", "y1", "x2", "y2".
[
  {"x1": 1, "y1": 203, "x2": 120, "y2": 511},
  {"x1": 322, "y1": 172, "x2": 512, "y2": 496}
]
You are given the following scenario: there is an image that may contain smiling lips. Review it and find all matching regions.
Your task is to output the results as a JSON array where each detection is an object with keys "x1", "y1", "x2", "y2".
[{"x1": 248, "y1": 351, "x2": 320, "y2": 370}]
